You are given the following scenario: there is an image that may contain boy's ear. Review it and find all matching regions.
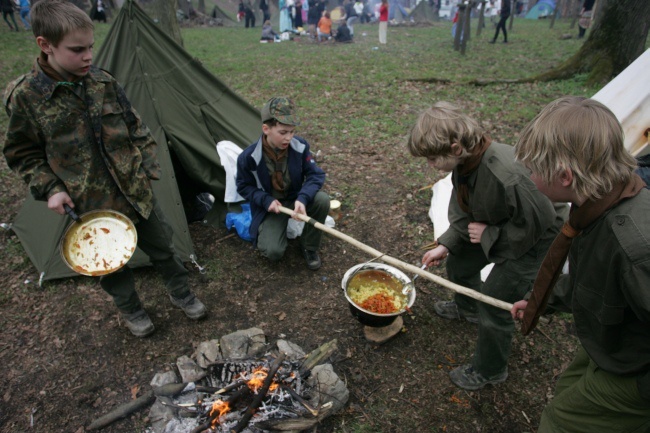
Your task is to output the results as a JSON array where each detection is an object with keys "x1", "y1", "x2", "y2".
[
  {"x1": 559, "y1": 168, "x2": 573, "y2": 187},
  {"x1": 36, "y1": 37, "x2": 54, "y2": 55},
  {"x1": 450, "y1": 143, "x2": 463, "y2": 156},
  {"x1": 261, "y1": 123, "x2": 270, "y2": 135}
]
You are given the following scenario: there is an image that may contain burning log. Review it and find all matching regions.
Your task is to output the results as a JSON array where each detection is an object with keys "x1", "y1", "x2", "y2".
[
  {"x1": 191, "y1": 384, "x2": 253, "y2": 433},
  {"x1": 230, "y1": 352, "x2": 287, "y2": 433},
  {"x1": 280, "y1": 384, "x2": 318, "y2": 416}
]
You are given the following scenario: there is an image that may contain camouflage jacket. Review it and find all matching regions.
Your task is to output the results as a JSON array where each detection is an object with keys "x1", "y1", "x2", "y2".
[{"x1": 3, "y1": 61, "x2": 161, "y2": 221}]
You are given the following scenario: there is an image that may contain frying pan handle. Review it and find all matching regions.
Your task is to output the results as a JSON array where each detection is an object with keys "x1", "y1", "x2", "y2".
[{"x1": 63, "y1": 204, "x2": 82, "y2": 223}]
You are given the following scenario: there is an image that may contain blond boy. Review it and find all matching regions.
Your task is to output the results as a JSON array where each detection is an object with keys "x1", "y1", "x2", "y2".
[
  {"x1": 408, "y1": 101, "x2": 565, "y2": 390},
  {"x1": 3, "y1": 0, "x2": 206, "y2": 337},
  {"x1": 512, "y1": 96, "x2": 650, "y2": 432}
]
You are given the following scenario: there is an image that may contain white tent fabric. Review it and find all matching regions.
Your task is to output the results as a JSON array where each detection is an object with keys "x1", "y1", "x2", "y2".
[{"x1": 216, "y1": 141, "x2": 245, "y2": 203}]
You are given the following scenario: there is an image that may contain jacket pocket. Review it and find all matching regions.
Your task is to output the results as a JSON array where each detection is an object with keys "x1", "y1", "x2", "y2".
[
  {"x1": 101, "y1": 102, "x2": 131, "y2": 151},
  {"x1": 575, "y1": 283, "x2": 625, "y2": 326}
]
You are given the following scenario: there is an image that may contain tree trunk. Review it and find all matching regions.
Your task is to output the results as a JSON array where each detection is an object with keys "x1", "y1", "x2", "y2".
[
  {"x1": 527, "y1": 0, "x2": 650, "y2": 86},
  {"x1": 148, "y1": 0, "x2": 184, "y2": 47},
  {"x1": 197, "y1": 0, "x2": 205, "y2": 14}
]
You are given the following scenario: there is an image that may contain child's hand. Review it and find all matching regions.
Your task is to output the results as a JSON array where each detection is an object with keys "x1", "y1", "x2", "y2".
[
  {"x1": 510, "y1": 300, "x2": 528, "y2": 320},
  {"x1": 268, "y1": 200, "x2": 282, "y2": 213},
  {"x1": 468, "y1": 222, "x2": 487, "y2": 244},
  {"x1": 422, "y1": 244, "x2": 449, "y2": 267},
  {"x1": 48, "y1": 191, "x2": 74, "y2": 215},
  {"x1": 292, "y1": 201, "x2": 306, "y2": 221}
]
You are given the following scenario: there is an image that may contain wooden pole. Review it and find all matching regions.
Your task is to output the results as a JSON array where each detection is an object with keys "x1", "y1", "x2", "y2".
[{"x1": 278, "y1": 206, "x2": 513, "y2": 312}]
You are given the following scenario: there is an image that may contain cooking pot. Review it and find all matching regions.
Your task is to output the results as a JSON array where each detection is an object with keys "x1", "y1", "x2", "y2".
[
  {"x1": 341, "y1": 262, "x2": 416, "y2": 327},
  {"x1": 60, "y1": 205, "x2": 138, "y2": 276}
]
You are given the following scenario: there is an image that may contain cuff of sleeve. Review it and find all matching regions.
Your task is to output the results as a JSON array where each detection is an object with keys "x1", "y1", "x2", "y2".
[{"x1": 43, "y1": 183, "x2": 68, "y2": 200}]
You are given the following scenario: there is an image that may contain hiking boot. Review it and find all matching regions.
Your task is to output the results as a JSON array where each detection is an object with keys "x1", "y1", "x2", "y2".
[
  {"x1": 434, "y1": 301, "x2": 479, "y2": 324},
  {"x1": 302, "y1": 248, "x2": 322, "y2": 271},
  {"x1": 170, "y1": 292, "x2": 207, "y2": 320},
  {"x1": 449, "y1": 364, "x2": 508, "y2": 390},
  {"x1": 121, "y1": 309, "x2": 155, "y2": 338}
]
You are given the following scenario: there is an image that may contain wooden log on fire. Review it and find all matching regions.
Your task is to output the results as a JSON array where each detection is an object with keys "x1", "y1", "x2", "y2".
[
  {"x1": 277, "y1": 206, "x2": 513, "y2": 312},
  {"x1": 192, "y1": 385, "x2": 253, "y2": 433},
  {"x1": 231, "y1": 352, "x2": 287, "y2": 433},
  {"x1": 255, "y1": 402, "x2": 334, "y2": 431},
  {"x1": 86, "y1": 390, "x2": 156, "y2": 431},
  {"x1": 298, "y1": 339, "x2": 338, "y2": 377}
]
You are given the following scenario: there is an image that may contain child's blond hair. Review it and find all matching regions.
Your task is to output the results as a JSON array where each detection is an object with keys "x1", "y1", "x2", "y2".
[
  {"x1": 31, "y1": 0, "x2": 94, "y2": 46},
  {"x1": 515, "y1": 96, "x2": 637, "y2": 200},
  {"x1": 407, "y1": 101, "x2": 482, "y2": 159}
]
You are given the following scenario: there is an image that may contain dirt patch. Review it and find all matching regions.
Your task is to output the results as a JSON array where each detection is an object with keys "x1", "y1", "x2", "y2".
[{"x1": 0, "y1": 136, "x2": 578, "y2": 433}]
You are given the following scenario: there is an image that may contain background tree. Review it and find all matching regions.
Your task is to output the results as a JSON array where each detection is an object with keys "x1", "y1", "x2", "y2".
[{"x1": 532, "y1": 0, "x2": 650, "y2": 85}]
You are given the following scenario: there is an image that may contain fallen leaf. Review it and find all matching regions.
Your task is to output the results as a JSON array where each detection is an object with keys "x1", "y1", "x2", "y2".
[
  {"x1": 277, "y1": 312, "x2": 287, "y2": 321},
  {"x1": 131, "y1": 384, "x2": 140, "y2": 400}
]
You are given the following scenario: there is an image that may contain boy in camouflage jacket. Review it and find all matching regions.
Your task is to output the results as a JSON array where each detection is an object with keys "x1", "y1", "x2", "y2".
[{"x1": 3, "y1": 0, "x2": 206, "y2": 337}]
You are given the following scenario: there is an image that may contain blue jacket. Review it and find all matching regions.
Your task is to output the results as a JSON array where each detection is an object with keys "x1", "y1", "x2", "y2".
[{"x1": 236, "y1": 135, "x2": 326, "y2": 244}]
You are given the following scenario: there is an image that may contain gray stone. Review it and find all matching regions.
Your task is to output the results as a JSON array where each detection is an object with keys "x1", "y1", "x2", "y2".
[
  {"x1": 307, "y1": 364, "x2": 349, "y2": 413},
  {"x1": 176, "y1": 355, "x2": 206, "y2": 383},
  {"x1": 150, "y1": 371, "x2": 179, "y2": 388},
  {"x1": 276, "y1": 339, "x2": 306, "y2": 360},
  {"x1": 220, "y1": 328, "x2": 267, "y2": 359},
  {"x1": 148, "y1": 399, "x2": 176, "y2": 433},
  {"x1": 193, "y1": 339, "x2": 222, "y2": 368}
]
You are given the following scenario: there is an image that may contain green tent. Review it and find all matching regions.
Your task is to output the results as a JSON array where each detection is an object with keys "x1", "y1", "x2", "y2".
[
  {"x1": 409, "y1": 1, "x2": 437, "y2": 23},
  {"x1": 10, "y1": 0, "x2": 261, "y2": 283}
]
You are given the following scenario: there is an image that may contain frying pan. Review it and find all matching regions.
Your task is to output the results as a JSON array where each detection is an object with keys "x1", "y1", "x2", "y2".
[{"x1": 60, "y1": 204, "x2": 138, "y2": 276}]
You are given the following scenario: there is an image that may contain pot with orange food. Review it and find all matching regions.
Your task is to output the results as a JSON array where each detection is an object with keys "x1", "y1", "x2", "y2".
[{"x1": 341, "y1": 263, "x2": 416, "y2": 327}]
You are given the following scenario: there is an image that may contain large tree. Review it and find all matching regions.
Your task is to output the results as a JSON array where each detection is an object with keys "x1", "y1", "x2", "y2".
[{"x1": 533, "y1": 0, "x2": 650, "y2": 85}]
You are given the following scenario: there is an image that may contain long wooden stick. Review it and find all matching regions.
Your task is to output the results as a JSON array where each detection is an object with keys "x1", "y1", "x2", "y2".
[{"x1": 278, "y1": 206, "x2": 513, "y2": 312}]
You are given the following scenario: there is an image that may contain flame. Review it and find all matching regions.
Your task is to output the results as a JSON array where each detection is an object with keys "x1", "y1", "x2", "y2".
[
  {"x1": 246, "y1": 367, "x2": 279, "y2": 393},
  {"x1": 209, "y1": 399, "x2": 230, "y2": 425}
]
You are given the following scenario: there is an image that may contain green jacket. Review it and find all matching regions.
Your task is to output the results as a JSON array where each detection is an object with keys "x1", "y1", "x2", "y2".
[
  {"x1": 3, "y1": 62, "x2": 160, "y2": 221},
  {"x1": 438, "y1": 142, "x2": 564, "y2": 263},
  {"x1": 555, "y1": 189, "x2": 650, "y2": 398}
]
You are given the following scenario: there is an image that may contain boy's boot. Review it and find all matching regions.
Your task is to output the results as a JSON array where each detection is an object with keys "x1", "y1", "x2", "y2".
[
  {"x1": 434, "y1": 300, "x2": 478, "y2": 324},
  {"x1": 449, "y1": 364, "x2": 508, "y2": 390},
  {"x1": 170, "y1": 292, "x2": 207, "y2": 320},
  {"x1": 302, "y1": 248, "x2": 322, "y2": 270},
  {"x1": 121, "y1": 309, "x2": 155, "y2": 337}
]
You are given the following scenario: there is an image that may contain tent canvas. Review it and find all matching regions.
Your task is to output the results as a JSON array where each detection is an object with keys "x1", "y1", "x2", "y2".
[
  {"x1": 525, "y1": 0, "x2": 555, "y2": 19},
  {"x1": 10, "y1": 0, "x2": 261, "y2": 282}
]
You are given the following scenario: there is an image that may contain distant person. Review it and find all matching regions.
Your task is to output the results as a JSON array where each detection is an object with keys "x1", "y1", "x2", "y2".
[
  {"x1": 378, "y1": 0, "x2": 388, "y2": 44},
  {"x1": 317, "y1": 10, "x2": 332, "y2": 41},
  {"x1": 1, "y1": 0, "x2": 19, "y2": 31},
  {"x1": 335, "y1": 19, "x2": 352, "y2": 42},
  {"x1": 577, "y1": 0, "x2": 595, "y2": 39},
  {"x1": 245, "y1": 0, "x2": 256, "y2": 27},
  {"x1": 344, "y1": 0, "x2": 358, "y2": 36},
  {"x1": 307, "y1": 0, "x2": 320, "y2": 37},
  {"x1": 18, "y1": 0, "x2": 30, "y2": 30},
  {"x1": 407, "y1": 102, "x2": 565, "y2": 390},
  {"x1": 236, "y1": 97, "x2": 329, "y2": 271},
  {"x1": 260, "y1": 19, "x2": 278, "y2": 41},
  {"x1": 93, "y1": 0, "x2": 107, "y2": 23},
  {"x1": 489, "y1": 0, "x2": 509, "y2": 43},
  {"x1": 279, "y1": 0, "x2": 292, "y2": 32},
  {"x1": 511, "y1": 97, "x2": 650, "y2": 433},
  {"x1": 3, "y1": 0, "x2": 207, "y2": 338},
  {"x1": 259, "y1": 0, "x2": 270, "y2": 22},
  {"x1": 294, "y1": 0, "x2": 303, "y2": 29},
  {"x1": 237, "y1": 0, "x2": 246, "y2": 22}
]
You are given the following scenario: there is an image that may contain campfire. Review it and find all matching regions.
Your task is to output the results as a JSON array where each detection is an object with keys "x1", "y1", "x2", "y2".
[{"x1": 108, "y1": 328, "x2": 351, "y2": 433}]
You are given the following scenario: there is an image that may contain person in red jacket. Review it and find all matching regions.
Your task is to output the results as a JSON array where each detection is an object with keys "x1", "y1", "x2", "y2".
[{"x1": 378, "y1": 0, "x2": 388, "y2": 44}]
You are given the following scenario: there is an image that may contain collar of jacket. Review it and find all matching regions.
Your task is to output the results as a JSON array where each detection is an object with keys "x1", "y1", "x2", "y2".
[{"x1": 29, "y1": 59, "x2": 111, "y2": 101}]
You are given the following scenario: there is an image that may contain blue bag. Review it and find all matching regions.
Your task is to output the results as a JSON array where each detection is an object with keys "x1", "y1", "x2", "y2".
[{"x1": 225, "y1": 203, "x2": 253, "y2": 242}]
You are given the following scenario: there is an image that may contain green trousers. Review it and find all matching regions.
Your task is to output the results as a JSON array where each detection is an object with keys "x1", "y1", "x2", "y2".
[
  {"x1": 257, "y1": 191, "x2": 330, "y2": 261},
  {"x1": 538, "y1": 347, "x2": 650, "y2": 433},
  {"x1": 99, "y1": 199, "x2": 189, "y2": 313},
  {"x1": 447, "y1": 237, "x2": 551, "y2": 378}
]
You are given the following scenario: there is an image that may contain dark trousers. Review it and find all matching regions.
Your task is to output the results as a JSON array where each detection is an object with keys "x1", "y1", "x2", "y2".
[
  {"x1": 446, "y1": 236, "x2": 551, "y2": 377},
  {"x1": 100, "y1": 199, "x2": 189, "y2": 313},
  {"x1": 492, "y1": 15, "x2": 508, "y2": 42},
  {"x1": 257, "y1": 191, "x2": 330, "y2": 260},
  {"x1": 245, "y1": 12, "x2": 256, "y2": 27}
]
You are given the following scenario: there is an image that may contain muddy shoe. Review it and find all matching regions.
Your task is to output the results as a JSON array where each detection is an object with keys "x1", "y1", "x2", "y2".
[
  {"x1": 302, "y1": 248, "x2": 322, "y2": 271},
  {"x1": 449, "y1": 364, "x2": 508, "y2": 390},
  {"x1": 434, "y1": 300, "x2": 479, "y2": 324},
  {"x1": 170, "y1": 292, "x2": 207, "y2": 320},
  {"x1": 121, "y1": 309, "x2": 155, "y2": 337}
]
